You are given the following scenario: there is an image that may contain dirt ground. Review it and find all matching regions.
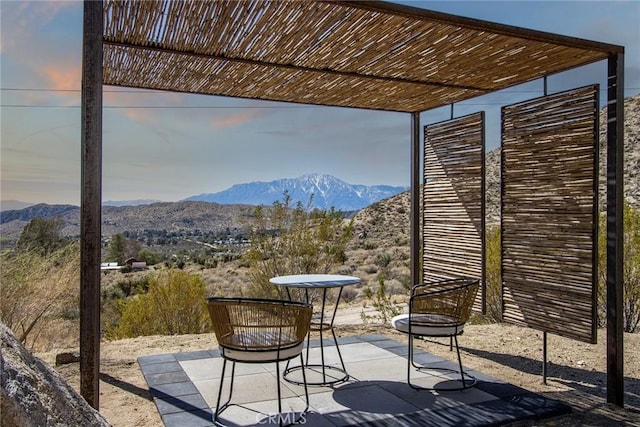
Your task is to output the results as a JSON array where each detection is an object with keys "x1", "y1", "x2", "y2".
[{"x1": 37, "y1": 306, "x2": 640, "y2": 427}]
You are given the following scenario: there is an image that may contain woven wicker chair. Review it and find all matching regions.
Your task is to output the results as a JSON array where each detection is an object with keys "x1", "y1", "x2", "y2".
[
  {"x1": 391, "y1": 277, "x2": 480, "y2": 391},
  {"x1": 207, "y1": 297, "x2": 313, "y2": 426}
]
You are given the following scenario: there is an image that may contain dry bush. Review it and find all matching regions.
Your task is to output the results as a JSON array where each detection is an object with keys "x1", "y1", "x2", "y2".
[{"x1": 0, "y1": 243, "x2": 80, "y2": 351}]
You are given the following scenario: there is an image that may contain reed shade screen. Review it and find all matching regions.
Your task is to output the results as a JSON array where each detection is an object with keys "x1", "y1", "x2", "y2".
[
  {"x1": 501, "y1": 85, "x2": 599, "y2": 344},
  {"x1": 101, "y1": 0, "x2": 616, "y2": 113},
  {"x1": 423, "y1": 112, "x2": 485, "y2": 312}
]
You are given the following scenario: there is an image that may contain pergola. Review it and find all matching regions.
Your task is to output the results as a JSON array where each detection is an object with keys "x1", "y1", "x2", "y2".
[{"x1": 80, "y1": 0, "x2": 625, "y2": 410}]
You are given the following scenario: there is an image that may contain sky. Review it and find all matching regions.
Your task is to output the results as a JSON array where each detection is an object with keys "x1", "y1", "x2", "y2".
[{"x1": 1, "y1": 1, "x2": 639, "y2": 206}]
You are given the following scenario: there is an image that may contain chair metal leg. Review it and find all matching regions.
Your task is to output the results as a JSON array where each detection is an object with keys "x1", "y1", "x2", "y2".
[
  {"x1": 276, "y1": 358, "x2": 283, "y2": 427},
  {"x1": 214, "y1": 359, "x2": 236, "y2": 425},
  {"x1": 453, "y1": 335, "x2": 476, "y2": 389},
  {"x1": 277, "y1": 353, "x2": 310, "y2": 427},
  {"x1": 407, "y1": 333, "x2": 476, "y2": 391}
]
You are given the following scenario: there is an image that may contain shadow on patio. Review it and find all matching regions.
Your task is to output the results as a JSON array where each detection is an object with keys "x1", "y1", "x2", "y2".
[{"x1": 137, "y1": 334, "x2": 571, "y2": 427}]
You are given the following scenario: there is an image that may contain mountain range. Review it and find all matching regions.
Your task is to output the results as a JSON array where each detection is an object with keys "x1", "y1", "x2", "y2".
[
  {"x1": 1, "y1": 173, "x2": 405, "y2": 215},
  {"x1": 182, "y1": 173, "x2": 406, "y2": 211}
]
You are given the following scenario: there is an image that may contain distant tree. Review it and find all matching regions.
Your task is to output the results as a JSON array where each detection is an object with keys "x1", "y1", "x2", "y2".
[
  {"x1": 137, "y1": 248, "x2": 160, "y2": 266},
  {"x1": 16, "y1": 217, "x2": 67, "y2": 254},
  {"x1": 106, "y1": 234, "x2": 127, "y2": 264},
  {"x1": 106, "y1": 233, "x2": 143, "y2": 264}
]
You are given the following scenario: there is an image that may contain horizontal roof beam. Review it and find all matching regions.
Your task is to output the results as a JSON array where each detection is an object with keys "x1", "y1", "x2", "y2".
[{"x1": 103, "y1": 39, "x2": 490, "y2": 93}]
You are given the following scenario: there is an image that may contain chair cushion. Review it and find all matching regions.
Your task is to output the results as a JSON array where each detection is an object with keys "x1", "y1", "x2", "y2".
[
  {"x1": 391, "y1": 314, "x2": 464, "y2": 337},
  {"x1": 221, "y1": 341, "x2": 304, "y2": 362}
]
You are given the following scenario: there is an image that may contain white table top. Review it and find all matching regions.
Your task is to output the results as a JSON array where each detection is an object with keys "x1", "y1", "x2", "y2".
[{"x1": 269, "y1": 274, "x2": 361, "y2": 288}]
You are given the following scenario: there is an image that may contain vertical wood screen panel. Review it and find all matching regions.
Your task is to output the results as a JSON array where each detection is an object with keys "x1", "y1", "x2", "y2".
[
  {"x1": 501, "y1": 85, "x2": 599, "y2": 343},
  {"x1": 423, "y1": 112, "x2": 485, "y2": 312}
]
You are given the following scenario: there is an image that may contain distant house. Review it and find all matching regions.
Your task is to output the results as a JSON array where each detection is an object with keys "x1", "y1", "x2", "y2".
[{"x1": 124, "y1": 258, "x2": 147, "y2": 270}]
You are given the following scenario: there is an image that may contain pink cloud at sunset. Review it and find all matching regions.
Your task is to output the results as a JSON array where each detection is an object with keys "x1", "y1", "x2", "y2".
[
  {"x1": 121, "y1": 108, "x2": 157, "y2": 125},
  {"x1": 31, "y1": 63, "x2": 81, "y2": 106},
  {"x1": 210, "y1": 109, "x2": 264, "y2": 129}
]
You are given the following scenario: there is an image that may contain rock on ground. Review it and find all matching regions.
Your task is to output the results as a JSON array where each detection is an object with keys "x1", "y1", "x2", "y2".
[{"x1": 0, "y1": 321, "x2": 110, "y2": 427}]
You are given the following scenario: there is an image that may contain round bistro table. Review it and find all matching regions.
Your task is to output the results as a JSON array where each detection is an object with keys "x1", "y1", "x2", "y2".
[{"x1": 269, "y1": 274, "x2": 361, "y2": 386}]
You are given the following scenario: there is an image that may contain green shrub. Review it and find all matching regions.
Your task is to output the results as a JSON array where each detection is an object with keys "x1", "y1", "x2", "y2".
[
  {"x1": 137, "y1": 248, "x2": 160, "y2": 266},
  {"x1": 363, "y1": 241, "x2": 378, "y2": 250},
  {"x1": 105, "y1": 270, "x2": 211, "y2": 339},
  {"x1": 243, "y1": 192, "x2": 354, "y2": 298},
  {"x1": 598, "y1": 202, "x2": 640, "y2": 332},
  {"x1": 376, "y1": 253, "x2": 392, "y2": 268},
  {"x1": 485, "y1": 226, "x2": 502, "y2": 322}
]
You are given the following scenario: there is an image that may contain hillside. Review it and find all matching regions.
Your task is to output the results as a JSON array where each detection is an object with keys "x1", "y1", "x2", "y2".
[
  {"x1": 366, "y1": 93, "x2": 640, "y2": 231},
  {"x1": 0, "y1": 201, "x2": 257, "y2": 244}
]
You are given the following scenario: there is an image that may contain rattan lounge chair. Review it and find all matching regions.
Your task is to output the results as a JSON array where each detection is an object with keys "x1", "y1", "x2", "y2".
[
  {"x1": 207, "y1": 297, "x2": 313, "y2": 426},
  {"x1": 391, "y1": 277, "x2": 480, "y2": 391}
]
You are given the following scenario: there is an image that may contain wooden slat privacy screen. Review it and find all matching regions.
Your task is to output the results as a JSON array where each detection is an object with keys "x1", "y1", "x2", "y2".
[
  {"x1": 423, "y1": 112, "x2": 485, "y2": 312},
  {"x1": 501, "y1": 85, "x2": 599, "y2": 344}
]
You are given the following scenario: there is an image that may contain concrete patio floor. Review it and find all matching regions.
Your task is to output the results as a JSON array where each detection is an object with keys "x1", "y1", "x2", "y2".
[{"x1": 138, "y1": 334, "x2": 570, "y2": 426}]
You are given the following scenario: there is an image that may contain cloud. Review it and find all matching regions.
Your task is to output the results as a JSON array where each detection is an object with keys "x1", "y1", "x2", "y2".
[
  {"x1": 40, "y1": 63, "x2": 81, "y2": 91},
  {"x1": 121, "y1": 108, "x2": 157, "y2": 126},
  {"x1": 210, "y1": 109, "x2": 264, "y2": 129}
]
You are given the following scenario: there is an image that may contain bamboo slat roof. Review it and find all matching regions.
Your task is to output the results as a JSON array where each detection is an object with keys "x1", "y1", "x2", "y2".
[{"x1": 102, "y1": 0, "x2": 623, "y2": 113}]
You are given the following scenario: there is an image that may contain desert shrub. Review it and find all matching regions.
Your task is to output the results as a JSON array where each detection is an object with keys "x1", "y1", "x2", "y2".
[
  {"x1": 376, "y1": 253, "x2": 392, "y2": 268},
  {"x1": 485, "y1": 226, "x2": 502, "y2": 322},
  {"x1": 362, "y1": 241, "x2": 378, "y2": 250},
  {"x1": 104, "y1": 270, "x2": 210, "y2": 339},
  {"x1": 340, "y1": 287, "x2": 358, "y2": 303},
  {"x1": 393, "y1": 237, "x2": 407, "y2": 246},
  {"x1": 364, "y1": 264, "x2": 378, "y2": 274},
  {"x1": 0, "y1": 242, "x2": 79, "y2": 351},
  {"x1": 243, "y1": 192, "x2": 354, "y2": 298},
  {"x1": 337, "y1": 265, "x2": 356, "y2": 275},
  {"x1": 598, "y1": 202, "x2": 640, "y2": 332},
  {"x1": 361, "y1": 276, "x2": 402, "y2": 324},
  {"x1": 103, "y1": 276, "x2": 150, "y2": 300},
  {"x1": 393, "y1": 248, "x2": 409, "y2": 261}
]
